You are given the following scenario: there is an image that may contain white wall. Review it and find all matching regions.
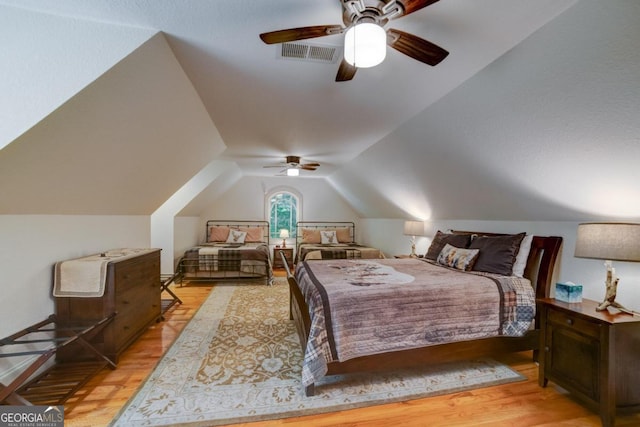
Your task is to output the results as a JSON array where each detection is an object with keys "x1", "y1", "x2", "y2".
[
  {"x1": 195, "y1": 176, "x2": 362, "y2": 243},
  {"x1": 0, "y1": 33, "x2": 222, "y2": 216},
  {"x1": 0, "y1": 214, "x2": 150, "y2": 382},
  {"x1": 329, "y1": 1, "x2": 640, "y2": 223},
  {"x1": 174, "y1": 216, "x2": 200, "y2": 268},
  {"x1": 360, "y1": 219, "x2": 640, "y2": 313},
  {"x1": 0, "y1": 5, "x2": 155, "y2": 150},
  {"x1": 151, "y1": 161, "x2": 235, "y2": 273}
]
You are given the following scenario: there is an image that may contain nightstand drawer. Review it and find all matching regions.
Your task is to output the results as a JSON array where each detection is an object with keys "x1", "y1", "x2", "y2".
[{"x1": 547, "y1": 309, "x2": 601, "y2": 338}]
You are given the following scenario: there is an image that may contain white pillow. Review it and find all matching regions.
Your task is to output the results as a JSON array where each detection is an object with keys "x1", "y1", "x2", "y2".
[
  {"x1": 320, "y1": 230, "x2": 338, "y2": 244},
  {"x1": 226, "y1": 229, "x2": 247, "y2": 244},
  {"x1": 512, "y1": 234, "x2": 533, "y2": 277}
]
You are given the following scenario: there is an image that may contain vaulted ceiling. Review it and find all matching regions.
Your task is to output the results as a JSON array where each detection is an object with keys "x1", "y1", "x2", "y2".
[{"x1": 1, "y1": 0, "x2": 639, "y2": 221}]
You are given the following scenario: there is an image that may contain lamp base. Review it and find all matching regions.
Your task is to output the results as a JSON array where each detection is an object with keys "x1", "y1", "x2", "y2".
[
  {"x1": 597, "y1": 269, "x2": 638, "y2": 316},
  {"x1": 281, "y1": 240, "x2": 286, "y2": 248},
  {"x1": 409, "y1": 242, "x2": 417, "y2": 258},
  {"x1": 596, "y1": 299, "x2": 635, "y2": 315}
]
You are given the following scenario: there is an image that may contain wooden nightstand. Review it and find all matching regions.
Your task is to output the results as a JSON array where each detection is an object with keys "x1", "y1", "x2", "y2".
[
  {"x1": 538, "y1": 298, "x2": 640, "y2": 426},
  {"x1": 273, "y1": 247, "x2": 293, "y2": 269}
]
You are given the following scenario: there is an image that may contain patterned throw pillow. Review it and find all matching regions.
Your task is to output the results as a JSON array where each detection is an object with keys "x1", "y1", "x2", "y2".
[
  {"x1": 320, "y1": 230, "x2": 338, "y2": 244},
  {"x1": 437, "y1": 243, "x2": 480, "y2": 271},
  {"x1": 225, "y1": 229, "x2": 247, "y2": 244}
]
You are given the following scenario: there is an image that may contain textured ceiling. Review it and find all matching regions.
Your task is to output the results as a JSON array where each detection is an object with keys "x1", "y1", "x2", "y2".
[
  {"x1": 0, "y1": 0, "x2": 577, "y2": 176},
  {"x1": 3, "y1": 0, "x2": 639, "y2": 222}
]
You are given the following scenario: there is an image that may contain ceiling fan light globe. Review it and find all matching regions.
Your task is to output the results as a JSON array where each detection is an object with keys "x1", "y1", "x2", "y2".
[
  {"x1": 286, "y1": 168, "x2": 299, "y2": 176},
  {"x1": 344, "y1": 23, "x2": 386, "y2": 68}
]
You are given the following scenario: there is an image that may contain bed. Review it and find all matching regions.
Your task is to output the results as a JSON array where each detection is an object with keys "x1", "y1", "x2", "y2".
[
  {"x1": 294, "y1": 221, "x2": 384, "y2": 263},
  {"x1": 177, "y1": 220, "x2": 272, "y2": 284},
  {"x1": 283, "y1": 230, "x2": 562, "y2": 396}
]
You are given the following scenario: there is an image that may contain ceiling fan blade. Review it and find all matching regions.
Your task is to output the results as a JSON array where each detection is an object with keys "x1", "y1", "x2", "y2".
[
  {"x1": 335, "y1": 59, "x2": 357, "y2": 82},
  {"x1": 302, "y1": 162, "x2": 320, "y2": 167},
  {"x1": 301, "y1": 165, "x2": 318, "y2": 170},
  {"x1": 396, "y1": 0, "x2": 440, "y2": 17},
  {"x1": 387, "y1": 29, "x2": 449, "y2": 66},
  {"x1": 260, "y1": 25, "x2": 344, "y2": 44}
]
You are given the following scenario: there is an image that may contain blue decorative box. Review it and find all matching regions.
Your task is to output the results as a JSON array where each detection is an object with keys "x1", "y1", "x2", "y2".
[{"x1": 555, "y1": 282, "x2": 583, "y2": 303}]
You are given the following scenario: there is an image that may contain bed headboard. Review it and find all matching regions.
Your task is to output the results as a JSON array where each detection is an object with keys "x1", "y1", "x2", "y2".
[
  {"x1": 296, "y1": 221, "x2": 356, "y2": 245},
  {"x1": 205, "y1": 220, "x2": 270, "y2": 243},
  {"x1": 451, "y1": 231, "x2": 563, "y2": 300}
]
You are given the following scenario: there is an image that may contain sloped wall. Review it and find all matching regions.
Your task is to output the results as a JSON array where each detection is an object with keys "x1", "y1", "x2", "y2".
[
  {"x1": 0, "y1": 32, "x2": 222, "y2": 215},
  {"x1": 0, "y1": 5, "x2": 155, "y2": 150},
  {"x1": 152, "y1": 161, "x2": 238, "y2": 273},
  {"x1": 0, "y1": 27, "x2": 225, "y2": 380},
  {"x1": 329, "y1": 1, "x2": 640, "y2": 223}
]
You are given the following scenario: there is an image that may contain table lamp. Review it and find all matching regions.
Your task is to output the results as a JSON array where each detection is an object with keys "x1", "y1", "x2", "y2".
[
  {"x1": 403, "y1": 220, "x2": 424, "y2": 258},
  {"x1": 279, "y1": 229, "x2": 289, "y2": 248},
  {"x1": 574, "y1": 222, "x2": 640, "y2": 315}
]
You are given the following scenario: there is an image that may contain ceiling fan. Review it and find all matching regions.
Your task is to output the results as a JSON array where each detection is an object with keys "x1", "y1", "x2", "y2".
[
  {"x1": 259, "y1": 0, "x2": 449, "y2": 82},
  {"x1": 263, "y1": 155, "x2": 320, "y2": 176}
]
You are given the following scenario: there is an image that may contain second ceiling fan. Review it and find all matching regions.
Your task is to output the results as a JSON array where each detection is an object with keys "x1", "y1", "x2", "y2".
[
  {"x1": 260, "y1": 0, "x2": 449, "y2": 82},
  {"x1": 263, "y1": 155, "x2": 320, "y2": 176}
]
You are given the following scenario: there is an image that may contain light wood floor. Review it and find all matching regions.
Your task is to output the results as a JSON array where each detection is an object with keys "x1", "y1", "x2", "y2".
[{"x1": 62, "y1": 272, "x2": 640, "y2": 427}]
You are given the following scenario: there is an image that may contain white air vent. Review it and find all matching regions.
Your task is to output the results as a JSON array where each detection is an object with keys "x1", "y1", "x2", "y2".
[{"x1": 278, "y1": 42, "x2": 341, "y2": 64}]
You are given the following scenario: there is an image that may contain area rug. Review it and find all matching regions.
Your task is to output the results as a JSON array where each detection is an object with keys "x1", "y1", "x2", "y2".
[{"x1": 110, "y1": 279, "x2": 525, "y2": 427}]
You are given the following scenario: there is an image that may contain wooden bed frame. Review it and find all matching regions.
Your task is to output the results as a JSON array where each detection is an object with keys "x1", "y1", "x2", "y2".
[{"x1": 282, "y1": 231, "x2": 563, "y2": 396}]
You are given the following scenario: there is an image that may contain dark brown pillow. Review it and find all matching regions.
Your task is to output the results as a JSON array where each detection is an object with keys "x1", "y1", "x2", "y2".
[
  {"x1": 425, "y1": 231, "x2": 472, "y2": 261},
  {"x1": 468, "y1": 232, "x2": 526, "y2": 275}
]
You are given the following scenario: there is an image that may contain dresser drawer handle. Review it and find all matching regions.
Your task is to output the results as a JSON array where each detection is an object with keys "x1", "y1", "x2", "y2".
[{"x1": 566, "y1": 318, "x2": 574, "y2": 326}]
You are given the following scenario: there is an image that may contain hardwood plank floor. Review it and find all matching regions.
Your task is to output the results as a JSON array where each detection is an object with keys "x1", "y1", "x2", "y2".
[{"x1": 63, "y1": 272, "x2": 640, "y2": 427}]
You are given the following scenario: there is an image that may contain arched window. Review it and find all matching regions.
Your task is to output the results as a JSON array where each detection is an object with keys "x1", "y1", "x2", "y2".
[{"x1": 268, "y1": 190, "x2": 300, "y2": 239}]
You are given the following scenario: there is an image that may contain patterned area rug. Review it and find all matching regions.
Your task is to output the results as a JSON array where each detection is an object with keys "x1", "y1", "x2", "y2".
[{"x1": 110, "y1": 279, "x2": 525, "y2": 427}]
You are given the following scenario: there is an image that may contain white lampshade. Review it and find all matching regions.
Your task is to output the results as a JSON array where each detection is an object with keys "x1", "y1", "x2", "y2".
[
  {"x1": 403, "y1": 221, "x2": 424, "y2": 237},
  {"x1": 279, "y1": 229, "x2": 290, "y2": 239},
  {"x1": 575, "y1": 222, "x2": 640, "y2": 262},
  {"x1": 344, "y1": 23, "x2": 386, "y2": 68},
  {"x1": 287, "y1": 168, "x2": 299, "y2": 176}
]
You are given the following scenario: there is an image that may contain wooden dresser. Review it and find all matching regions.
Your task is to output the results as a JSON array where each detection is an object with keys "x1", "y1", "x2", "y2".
[
  {"x1": 538, "y1": 298, "x2": 640, "y2": 426},
  {"x1": 55, "y1": 249, "x2": 161, "y2": 364}
]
